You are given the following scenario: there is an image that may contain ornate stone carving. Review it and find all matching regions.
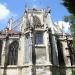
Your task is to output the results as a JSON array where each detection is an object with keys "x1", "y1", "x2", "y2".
[{"x1": 33, "y1": 16, "x2": 44, "y2": 28}]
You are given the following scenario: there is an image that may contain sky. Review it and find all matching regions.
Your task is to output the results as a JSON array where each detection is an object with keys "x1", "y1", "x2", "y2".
[{"x1": 0, "y1": 0, "x2": 70, "y2": 30}]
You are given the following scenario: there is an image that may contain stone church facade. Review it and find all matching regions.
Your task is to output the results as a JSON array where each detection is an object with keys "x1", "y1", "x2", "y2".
[{"x1": 0, "y1": 8, "x2": 74, "y2": 75}]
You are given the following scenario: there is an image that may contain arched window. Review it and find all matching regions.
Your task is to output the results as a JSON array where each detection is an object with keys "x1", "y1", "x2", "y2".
[
  {"x1": 8, "y1": 41, "x2": 19, "y2": 65},
  {"x1": 0, "y1": 40, "x2": 3, "y2": 65},
  {"x1": 33, "y1": 16, "x2": 41, "y2": 28},
  {"x1": 35, "y1": 32, "x2": 43, "y2": 44}
]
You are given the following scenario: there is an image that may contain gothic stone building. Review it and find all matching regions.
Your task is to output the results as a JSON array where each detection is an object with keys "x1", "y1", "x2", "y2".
[{"x1": 0, "y1": 8, "x2": 74, "y2": 75}]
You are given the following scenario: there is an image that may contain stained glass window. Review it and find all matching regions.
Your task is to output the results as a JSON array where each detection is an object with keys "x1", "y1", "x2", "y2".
[
  {"x1": 8, "y1": 41, "x2": 19, "y2": 65},
  {"x1": 35, "y1": 32, "x2": 43, "y2": 44}
]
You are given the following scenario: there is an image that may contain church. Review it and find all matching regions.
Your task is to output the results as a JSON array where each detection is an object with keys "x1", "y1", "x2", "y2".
[{"x1": 0, "y1": 7, "x2": 74, "y2": 75}]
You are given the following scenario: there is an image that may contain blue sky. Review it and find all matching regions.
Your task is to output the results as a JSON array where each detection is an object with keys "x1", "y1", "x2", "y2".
[{"x1": 0, "y1": 0, "x2": 70, "y2": 30}]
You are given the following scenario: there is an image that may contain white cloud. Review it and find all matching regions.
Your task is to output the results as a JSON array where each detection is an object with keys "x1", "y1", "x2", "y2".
[
  {"x1": 0, "y1": 3, "x2": 18, "y2": 30},
  {"x1": 55, "y1": 21, "x2": 70, "y2": 33},
  {"x1": 0, "y1": 3, "x2": 17, "y2": 21},
  {"x1": 0, "y1": 3, "x2": 10, "y2": 21}
]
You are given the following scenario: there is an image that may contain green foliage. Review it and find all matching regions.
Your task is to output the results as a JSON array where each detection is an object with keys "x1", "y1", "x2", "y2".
[
  {"x1": 64, "y1": 15, "x2": 75, "y2": 48},
  {"x1": 62, "y1": 0, "x2": 75, "y2": 16},
  {"x1": 72, "y1": 69, "x2": 75, "y2": 75},
  {"x1": 62, "y1": 0, "x2": 75, "y2": 48},
  {"x1": 64, "y1": 15, "x2": 75, "y2": 24}
]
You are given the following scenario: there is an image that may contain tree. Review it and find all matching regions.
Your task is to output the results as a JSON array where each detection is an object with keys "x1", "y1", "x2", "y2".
[
  {"x1": 62, "y1": 1, "x2": 75, "y2": 75},
  {"x1": 62, "y1": 0, "x2": 75, "y2": 48},
  {"x1": 62, "y1": 0, "x2": 75, "y2": 16},
  {"x1": 64, "y1": 15, "x2": 75, "y2": 48}
]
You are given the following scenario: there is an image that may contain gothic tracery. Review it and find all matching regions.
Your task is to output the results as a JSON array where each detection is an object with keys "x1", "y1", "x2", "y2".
[
  {"x1": 8, "y1": 40, "x2": 19, "y2": 65},
  {"x1": 33, "y1": 16, "x2": 42, "y2": 28}
]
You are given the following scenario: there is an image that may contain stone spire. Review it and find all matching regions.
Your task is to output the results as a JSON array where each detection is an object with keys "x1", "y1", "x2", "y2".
[{"x1": 7, "y1": 18, "x2": 13, "y2": 30}]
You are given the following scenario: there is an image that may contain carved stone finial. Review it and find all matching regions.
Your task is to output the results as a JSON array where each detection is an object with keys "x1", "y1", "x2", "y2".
[
  {"x1": 8, "y1": 18, "x2": 13, "y2": 30},
  {"x1": 24, "y1": 8, "x2": 28, "y2": 13},
  {"x1": 47, "y1": 7, "x2": 51, "y2": 13}
]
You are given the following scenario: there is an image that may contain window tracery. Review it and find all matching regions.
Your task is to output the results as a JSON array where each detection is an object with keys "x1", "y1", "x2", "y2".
[
  {"x1": 33, "y1": 16, "x2": 43, "y2": 28},
  {"x1": 8, "y1": 40, "x2": 19, "y2": 65},
  {"x1": 35, "y1": 32, "x2": 43, "y2": 44}
]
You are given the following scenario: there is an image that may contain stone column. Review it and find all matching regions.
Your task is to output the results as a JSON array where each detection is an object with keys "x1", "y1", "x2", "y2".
[
  {"x1": 45, "y1": 27, "x2": 52, "y2": 64},
  {"x1": 0, "y1": 39, "x2": 6, "y2": 75},
  {"x1": 2, "y1": 35, "x2": 9, "y2": 75},
  {"x1": 29, "y1": 28, "x2": 35, "y2": 65},
  {"x1": 18, "y1": 34, "x2": 25, "y2": 65},
  {"x1": 51, "y1": 35, "x2": 59, "y2": 66},
  {"x1": 49, "y1": 30, "x2": 59, "y2": 75},
  {"x1": 61, "y1": 39, "x2": 72, "y2": 75},
  {"x1": 1, "y1": 39, "x2": 6, "y2": 66},
  {"x1": 45, "y1": 27, "x2": 52, "y2": 75},
  {"x1": 61, "y1": 41, "x2": 71, "y2": 66},
  {"x1": 29, "y1": 30, "x2": 33, "y2": 64},
  {"x1": 29, "y1": 27, "x2": 36, "y2": 75},
  {"x1": 17, "y1": 34, "x2": 23, "y2": 75}
]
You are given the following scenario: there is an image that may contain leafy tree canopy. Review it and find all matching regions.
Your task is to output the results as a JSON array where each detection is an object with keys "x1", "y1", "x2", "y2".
[
  {"x1": 62, "y1": 0, "x2": 75, "y2": 16},
  {"x1": 64, "y1": 15, "x2": 75, "y2": 48},
  {"x1": 62, "y1": 0, "x2": 75, "y2": 48}
]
